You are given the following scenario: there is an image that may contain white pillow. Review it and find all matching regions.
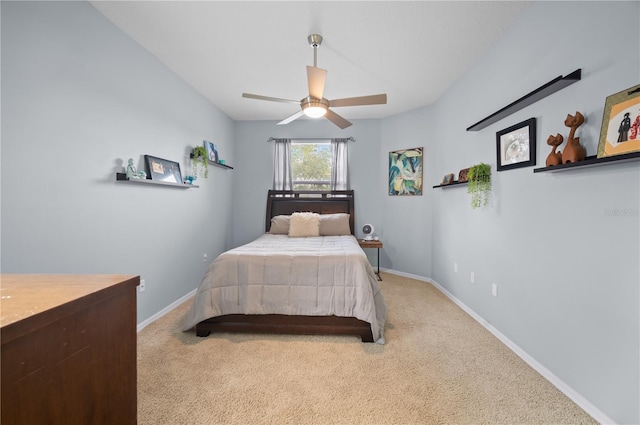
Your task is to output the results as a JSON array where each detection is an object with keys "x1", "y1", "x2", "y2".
[
  {"x1": 288, "y1": 212, "x2": 320, "y2": 237},
  {"x1": 319, "y1": 213, "x2": 351, "y2": 236}
]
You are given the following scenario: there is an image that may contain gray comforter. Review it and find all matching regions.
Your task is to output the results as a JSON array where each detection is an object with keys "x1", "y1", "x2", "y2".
[{"x1": 182, "y1": 234, "x2": 387, "y2": 343}]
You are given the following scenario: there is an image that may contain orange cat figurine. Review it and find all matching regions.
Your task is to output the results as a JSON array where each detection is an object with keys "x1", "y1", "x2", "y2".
[
  {"x1": 561, "y1": 111, "x2": 586, "y2": 164},
  {"x1": 546, "y1": 133, "x2": 564, "y2": 166}
]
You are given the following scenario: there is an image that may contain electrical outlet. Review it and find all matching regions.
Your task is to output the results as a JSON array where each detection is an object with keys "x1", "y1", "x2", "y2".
[
  {"x1": 454, "y1": 263, "x2": 458, "y2": 273},
  {"x1": 470, "y1": 272, "x2": 475, "y2": 283},
  {"x1": 492, "y1": 283, "x2": 498, "y2": 297},
  {"x1": 203, "y1": 253, "x2": 208, "y2": 262},
  {"x1": 139, "y1": 279, "x2": 146, "y2": 293}
]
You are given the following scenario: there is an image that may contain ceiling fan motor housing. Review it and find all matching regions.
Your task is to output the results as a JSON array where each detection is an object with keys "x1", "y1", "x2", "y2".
[
  {"x1": 308, "y1": 34, "x2": 323, "y2": 48},
  {"x1": 301, "y1": 96, "x2": 329, "y2": 117}
]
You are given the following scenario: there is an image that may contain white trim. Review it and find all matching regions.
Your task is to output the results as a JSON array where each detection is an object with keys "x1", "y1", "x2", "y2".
[
  {"x1": 382, "y1": 268, "x2": 616, "y2": 425},
  {"x1": 136, "y1": 289, "x2": 196, "y2": 333}
]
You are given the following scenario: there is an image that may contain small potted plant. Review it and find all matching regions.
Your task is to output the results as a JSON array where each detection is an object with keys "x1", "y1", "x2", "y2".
[
  {"x1": 467, "y1": 163, "x2": 491, "y2": 209},
  {"x1": 191, "y1": 146, "x2": 209, "y2": 178}
]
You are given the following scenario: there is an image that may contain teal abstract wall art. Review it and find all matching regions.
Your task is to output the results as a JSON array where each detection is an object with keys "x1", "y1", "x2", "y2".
[{"x1": 389, "y1": 147, "x2": 423, "y2": 196}]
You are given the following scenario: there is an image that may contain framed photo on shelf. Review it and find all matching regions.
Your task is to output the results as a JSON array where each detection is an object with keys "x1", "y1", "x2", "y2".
[
  {"x1": 388, "y1": 147, "x2": 423, "y2": 196},
  {"x1": 458, "y1": 168, "x2": 469, "y2": 182},
  {"x1": 205, "y1": 140, "x2": 219, "y2": 163},
  {"x1": 597, "y1": 84, "x2": 640, "y2": 158},
  {"x1": 496, "y1": 117, "x2": 536, "y2": 171},
  {"x1": 441, "y1": 173, "x2": 454, "y2": 185},
  {"x1": 144, "y1": 155, "x2": 183, "y2": 184}
]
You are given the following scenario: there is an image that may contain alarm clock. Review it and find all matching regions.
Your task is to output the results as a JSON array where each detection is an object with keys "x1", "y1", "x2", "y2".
[{"x1": 362, "y1": 224, "x2": 375, "y2": 240}]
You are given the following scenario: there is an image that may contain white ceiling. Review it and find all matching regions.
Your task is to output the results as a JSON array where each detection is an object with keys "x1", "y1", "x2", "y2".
[{"x1": 90, "y1": 1, "x2": 530, "y2": 124}]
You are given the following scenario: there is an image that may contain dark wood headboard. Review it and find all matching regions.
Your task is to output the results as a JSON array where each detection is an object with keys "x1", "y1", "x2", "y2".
[{"x1": 266, "y1": 190, "x2": 355, "y2": 234}]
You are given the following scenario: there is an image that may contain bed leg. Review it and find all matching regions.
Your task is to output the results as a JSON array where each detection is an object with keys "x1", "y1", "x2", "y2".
[
  {"x1": 361, "y1": 331, "x2": 375, "y2": 343},
  {"x1": 195, "y1": 327, "x2": 210, "y2": 337}
]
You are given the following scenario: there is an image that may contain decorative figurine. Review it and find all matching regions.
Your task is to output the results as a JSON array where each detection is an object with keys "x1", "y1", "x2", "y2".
[
  {"x1": 125, "y1": 158, "x2": 146, "y2": 179},
  {"x1": 126, "y1": 158, "x2": 138, "y2": 179},
  {"x1": 545, "y1": 133, "x2": 564, "y2": 166},
  {"x1": 561, "y1": 111, "x2": 586, "y2": 164},
  {"x1": 184, "y1": 175, "x2": 197, "y2": 185}
]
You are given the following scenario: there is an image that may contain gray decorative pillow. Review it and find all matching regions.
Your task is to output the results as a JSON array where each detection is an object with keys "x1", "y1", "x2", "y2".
[
  {"x1": 319, "y1": 213, "x2": 351, "y2": 236},
  {"x1": 269, "y1": 215, "x2": 291, "y2": 234}
]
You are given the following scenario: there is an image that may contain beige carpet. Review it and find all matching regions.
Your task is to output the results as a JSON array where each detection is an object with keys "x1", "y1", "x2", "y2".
[{"x1": 137, "y1": 272, "x2": 597, "y2": 425}]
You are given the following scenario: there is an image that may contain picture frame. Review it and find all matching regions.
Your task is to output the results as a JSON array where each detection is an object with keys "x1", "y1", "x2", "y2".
[
  {"x1": 144, "y1": 155, "x2": 183, "y2": 184},
  {"x1": 205, "y1": 140, "x2": 219, "y2": 163},
  {"x1": 597, "y1": 84, "x2": 640, "y2": 158},
  {"x1": 496, "y1": 117, "x2": 536, "y2": 171},
  {"x1": 441, "y1": 173, "x2": 454, "y2": 185},
  {"x1": 389, "y1": 147, "x2": 423, "y2": 196},
  {"x1": 458, "y1": 168, "x2": 469, "y2": 182}
]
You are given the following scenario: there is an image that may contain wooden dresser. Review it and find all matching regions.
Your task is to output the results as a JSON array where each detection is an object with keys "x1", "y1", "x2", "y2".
[{"x1": 1, "y1": 274, "x2": 139, "y2": 425}]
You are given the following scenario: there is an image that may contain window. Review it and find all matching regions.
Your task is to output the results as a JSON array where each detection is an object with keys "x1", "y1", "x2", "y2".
[
  {"x1": 291, "y1": 140, "x2": 331, "y2": 190},
  {"x1": 272, "y1": 138, "x2": 349, "y2": 191}
]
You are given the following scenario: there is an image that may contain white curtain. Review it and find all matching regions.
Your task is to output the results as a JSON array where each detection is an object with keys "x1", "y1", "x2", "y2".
[
  {"x1": 331, "y1": 138, "x2": 349, "y2": 190},
  {"x1": 272, "y1": 138, "x2": 292, "y2": 190}
]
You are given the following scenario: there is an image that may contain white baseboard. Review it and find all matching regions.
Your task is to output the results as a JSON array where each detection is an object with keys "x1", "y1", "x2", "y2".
[
  {"x1": 382, "y1": 268, "x2": 616, "y2": 425},
  {"x1": 136, "y1": 289, "x2": 196, "y2": 333}
]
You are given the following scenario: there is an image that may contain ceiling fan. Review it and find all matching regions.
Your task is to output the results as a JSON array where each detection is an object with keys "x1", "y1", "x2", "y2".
[{"x1": 242, "y1": 34, "x2": 387, "y2": 129}]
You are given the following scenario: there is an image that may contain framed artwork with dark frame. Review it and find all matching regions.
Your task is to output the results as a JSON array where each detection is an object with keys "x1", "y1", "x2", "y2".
[
  {"x1": 144, "y1": 155, "x2": 183, "y2": 184},
  {"x1": 205, "y1": 140, "x2": 219, "y2": 163},
  {"x1": 597, "y1": 84, "x2": 640, "y2": 159},
  {"x1": 389, "y1": 147, "x2": 423, "y2": 196},
  {"x1": 496, "y1": 117, "x2": 536, "y2": 171}
]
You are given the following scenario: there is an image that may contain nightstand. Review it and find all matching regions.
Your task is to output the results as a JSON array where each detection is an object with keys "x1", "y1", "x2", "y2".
[{"x1": 358, "y1": 239, "x2": 383, "y2": 281}]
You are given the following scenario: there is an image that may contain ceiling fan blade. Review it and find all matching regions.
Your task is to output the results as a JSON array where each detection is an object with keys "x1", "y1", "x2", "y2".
[
  {"x1": 277, "y1": 110, "x2": 305, "y2": 126},
  {"x1": 307, "y1": 66, "x2": 327, "y2": 100},
  {"x1": 242, "y1": 93, "x2": 299, "y2": 104},
  {"x1": 329, "y1": 94, "x2": 387, "y2": 108},
  {"x1": 325, "y1": 109, "x2": 352, "y2": 129}
]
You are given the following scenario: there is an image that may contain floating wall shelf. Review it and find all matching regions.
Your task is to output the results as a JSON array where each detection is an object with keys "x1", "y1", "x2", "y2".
[
  {"x1": 190, "y1": 152, "x2": 234, "y2": 169},
  {"x1": 116, "y1": 173, "x2": 198, "y2": 188},
  {"x1": 432, "y1": 180, "x2": 468, "y2": 189},
  {"x1": 533, "y1": 152, "x2": 640, "y2": 173},
  {"x1": 210, "y1": 161, "x2": 234, "y2": 170},
  {"x1": 467, "y1": 69, "x2": 582, "y2": 131}
]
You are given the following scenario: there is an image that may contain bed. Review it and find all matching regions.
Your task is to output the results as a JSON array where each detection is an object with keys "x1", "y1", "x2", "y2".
[{"x1": 182, "y1": 190, "x2": 387, "y2": 343}]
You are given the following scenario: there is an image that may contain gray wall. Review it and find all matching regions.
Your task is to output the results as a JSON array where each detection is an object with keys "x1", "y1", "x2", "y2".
[
  {"x1": 423, "y1": 2, "x2": 638, "y2": 423},
  {"x1": 379, "y1": 104, "x2": 434, "y2": 277},
  {"x1": 1, "y1": 1, "x2": 235, "y2": 323}
]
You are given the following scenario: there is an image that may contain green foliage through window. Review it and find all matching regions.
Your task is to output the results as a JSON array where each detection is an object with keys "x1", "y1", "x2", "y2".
[{"x1": 291, "y1": 142, "x2": 331, "y2": 190}]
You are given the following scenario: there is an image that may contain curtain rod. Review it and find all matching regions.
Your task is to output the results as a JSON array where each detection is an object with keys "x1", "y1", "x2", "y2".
[{"x1": 267, "y1": 137, "x2": 355, "y2": 143}]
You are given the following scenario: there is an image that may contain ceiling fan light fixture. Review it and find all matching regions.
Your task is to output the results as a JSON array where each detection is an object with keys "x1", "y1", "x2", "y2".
[
  {"x1": 301, "y1": 97, "x2": 328, "y2": 118},
  {"x1": 303, "y1": 106, "x2": 327, "y2": 118}
]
